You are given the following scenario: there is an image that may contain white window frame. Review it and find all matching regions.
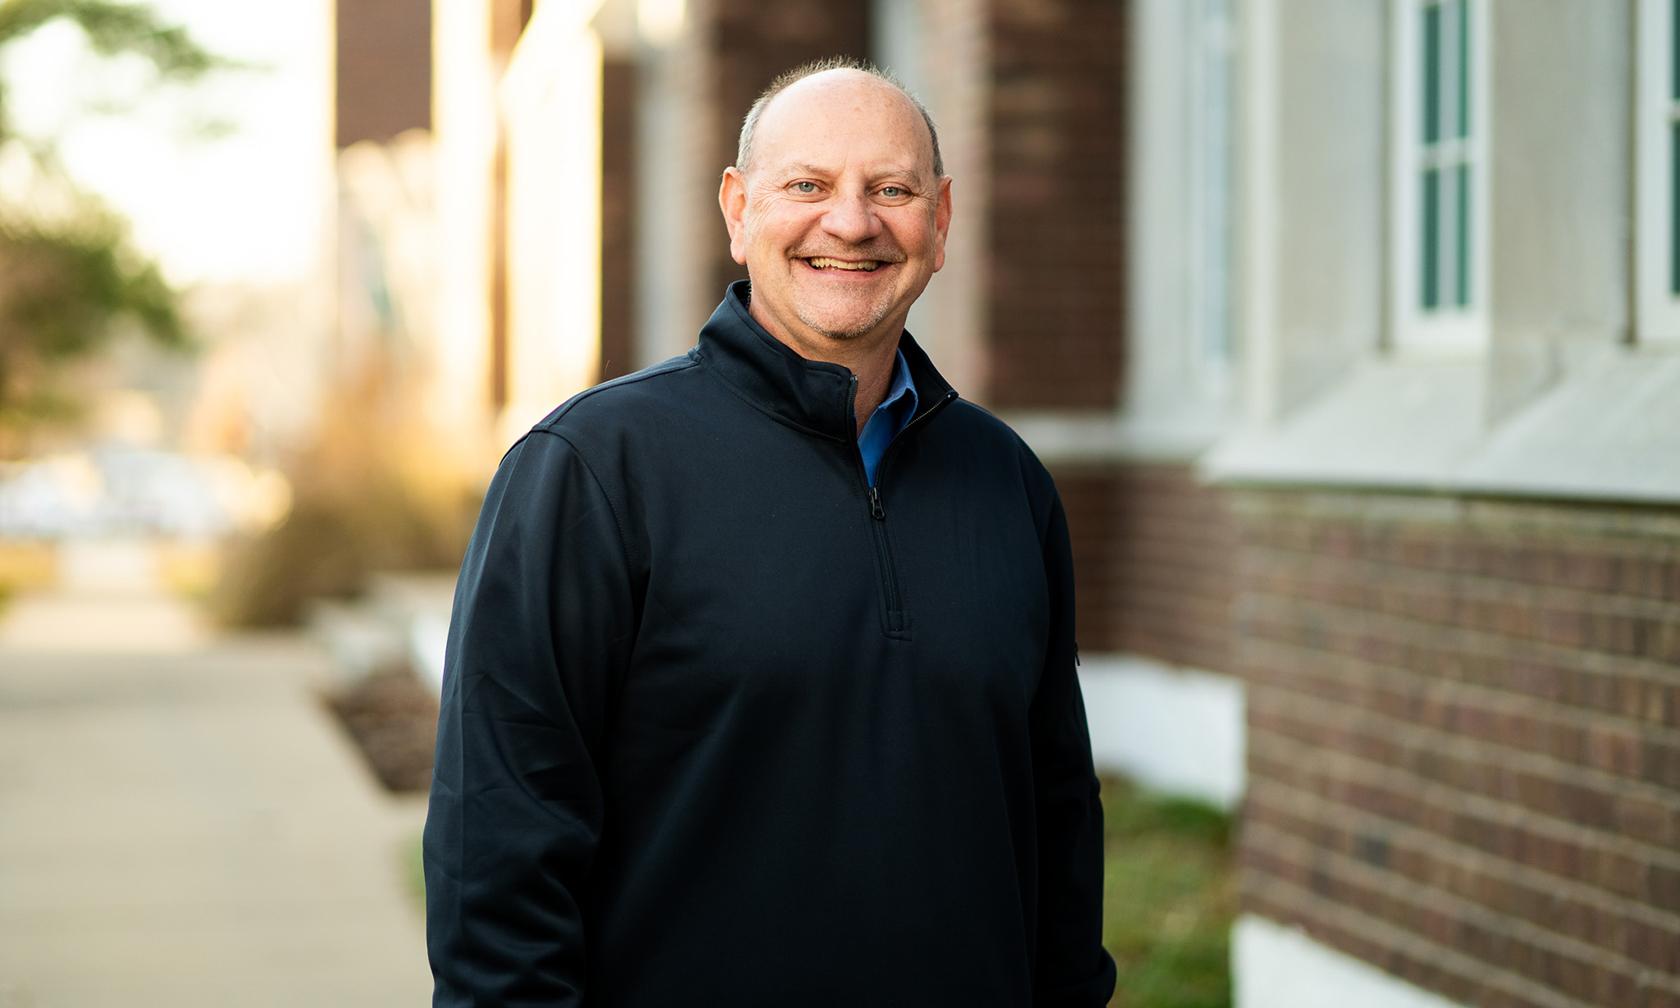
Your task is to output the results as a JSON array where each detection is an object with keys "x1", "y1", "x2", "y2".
[
  {"x1": 1637, "y1": 0, "x2": 1680, "y2": 344},
  {"x1": 1389, "y1": 0, "x2": 1490, "y2": 355}
]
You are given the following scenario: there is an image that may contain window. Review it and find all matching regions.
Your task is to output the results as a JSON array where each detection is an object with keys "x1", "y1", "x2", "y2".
[
  {"x1": 1637, "y1": 0, "x2": 1680, "y2": 343},
  {"x1": 1390, "y1": 0, "x2": 1488, "y2": 353},
  {"x1": 1118, "y1": 0, "x2": 1238, "y2": 438},
  {"x1": 1187, "y1": 0, "x2": 1237, "y2": 387}
]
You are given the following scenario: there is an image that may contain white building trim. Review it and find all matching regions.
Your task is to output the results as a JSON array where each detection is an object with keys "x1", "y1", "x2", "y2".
[
  {"x1": 1205, "y1": 340, "x2": 1680, "y2": 504},
  {"x1": 1080, "y1": 654, "x2": 1245, "y2": 810},
  {"x1": 1636, "y1": 0, "x2": 1680, "y2": 344},
  {"x1": 1238, "y1": 0, "x2": 1281, "y2": 423},
  {"x1": 1235, "y1": 916, "x2": 1471, "y2": 1008},
  {"x1": 1002, "y1": 411, "x2": 1231, "y2": 465},
  {"x1": 498, "y1": 1, "x2": 606, "y2": 434}
]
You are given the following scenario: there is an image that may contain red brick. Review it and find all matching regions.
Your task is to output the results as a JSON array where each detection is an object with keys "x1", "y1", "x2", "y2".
[
  {"x1": 600, "y1": 57, "x2": 636, "y2": 381},
  {"x1": 982, "y1": 0, "x2": 1125, "y2": 410},
  {"x1": 336, "y1": 0, "x2": 431, "y2": 148}
]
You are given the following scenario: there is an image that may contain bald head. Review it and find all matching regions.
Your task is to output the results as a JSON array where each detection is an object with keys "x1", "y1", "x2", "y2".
[{"x1": 735, "y1": 59, "x2": 944, "y2": 180}]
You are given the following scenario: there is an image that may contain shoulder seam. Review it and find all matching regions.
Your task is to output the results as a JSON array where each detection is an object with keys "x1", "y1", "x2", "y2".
[
  {"x1": 533, "y1": 354, "x2": 699, "y2": 433},
  {"x1": 527, "y1": 428, "x2": 640, "y2": 574}
]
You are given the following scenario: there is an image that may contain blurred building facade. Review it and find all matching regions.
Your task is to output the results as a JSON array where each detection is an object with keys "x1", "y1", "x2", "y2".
[
  {"x1": 337, "y1": 0, "x2": 1680, "y2": 1005},
  {"x1": 1213, "y1": 4, "x2": 1680, "y2": 1007}
]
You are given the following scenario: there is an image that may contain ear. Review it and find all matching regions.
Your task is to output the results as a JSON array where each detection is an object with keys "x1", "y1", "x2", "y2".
[
  {"x1": 932, "y1": 176, "x2": 953, "y2": 274},
  {"x1": 719, "y1": 167, "x2": 749, "y2": 266}
]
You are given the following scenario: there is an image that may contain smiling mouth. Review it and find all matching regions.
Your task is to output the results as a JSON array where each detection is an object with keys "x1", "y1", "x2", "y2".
[{"x1": 803, "y1": 256, "x2": 884, "y2": 272}]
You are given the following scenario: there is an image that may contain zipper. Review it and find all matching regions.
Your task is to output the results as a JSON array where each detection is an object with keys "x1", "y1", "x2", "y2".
[
  {"x1": 848, "y1": 376, "x2": 904, "y2": 634},
  {"x1": 864, "y1": 485, "x2": 903, "y2": 633},
  {"x1": 848, "y1": 378, "x2": 959, "y2": 638}
]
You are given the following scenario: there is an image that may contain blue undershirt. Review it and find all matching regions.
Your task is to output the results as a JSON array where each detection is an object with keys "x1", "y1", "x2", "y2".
[{"x1": 857, "y1": 348, "x2": 918, "y2": 487}]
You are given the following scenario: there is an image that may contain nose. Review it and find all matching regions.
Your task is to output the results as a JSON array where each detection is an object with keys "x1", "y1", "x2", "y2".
[{"x1": 820, "y1": 191, "x2": 883, "y2": 245}]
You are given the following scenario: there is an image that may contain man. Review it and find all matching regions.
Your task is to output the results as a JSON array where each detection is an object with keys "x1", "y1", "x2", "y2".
[{"x1": 424, "y1": 59, "x2": 1116, "y2": 1006}]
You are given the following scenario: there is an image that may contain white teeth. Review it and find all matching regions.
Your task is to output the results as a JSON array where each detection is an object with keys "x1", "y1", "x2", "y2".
[{"x1": 807, "y1": 257, "x2": 880, "y2": 272}]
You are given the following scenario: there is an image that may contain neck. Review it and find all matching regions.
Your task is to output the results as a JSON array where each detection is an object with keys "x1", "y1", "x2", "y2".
[
  {"x1": 747, "y1": 302, "x2": 901, "y2": 436},
  {"x1": 846, "y1": 339, "x2": 899, "y2": 436}
]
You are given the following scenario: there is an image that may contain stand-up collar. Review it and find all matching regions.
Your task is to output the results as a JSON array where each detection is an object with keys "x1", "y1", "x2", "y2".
[{"x1": 697, "y1": 281, "x2": 958, "y2": 442}]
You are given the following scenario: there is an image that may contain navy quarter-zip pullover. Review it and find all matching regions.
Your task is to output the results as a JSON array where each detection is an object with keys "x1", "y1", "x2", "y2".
[{"x1": 424, "y1": 282, "x2": 1116, "y2": 1007}]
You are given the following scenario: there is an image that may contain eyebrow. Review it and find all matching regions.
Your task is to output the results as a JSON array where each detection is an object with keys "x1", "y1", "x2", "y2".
[{"x1": 777, "y1": 161, "x2": 925, "y2": 181}]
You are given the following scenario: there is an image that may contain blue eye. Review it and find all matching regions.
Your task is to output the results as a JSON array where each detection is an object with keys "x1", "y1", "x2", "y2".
[
  {"x1": 880, "y1": 186, "x2": 905, "y2": 198},
  {"x1": 791, "y1": 181, "x2": 819, "y2": 194}
]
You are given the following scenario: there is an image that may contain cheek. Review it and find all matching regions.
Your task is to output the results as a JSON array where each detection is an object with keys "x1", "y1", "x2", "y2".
[
  {"x1": 743, "y1": 216, "x2": 796, "y2": 257},
  {"x1": 889, "y1": 210, "x2": 937, "y2": 251}
]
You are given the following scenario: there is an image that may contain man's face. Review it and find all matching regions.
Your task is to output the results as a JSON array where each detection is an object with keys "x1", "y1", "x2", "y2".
[{"x1": 719, "y1": 70, "x2": 952, "y2": 359}]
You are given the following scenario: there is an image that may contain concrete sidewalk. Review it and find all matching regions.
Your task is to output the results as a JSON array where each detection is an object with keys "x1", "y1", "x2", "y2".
[{"x1": 0, "y1": 576, "x2": 433, "y2": 1006}]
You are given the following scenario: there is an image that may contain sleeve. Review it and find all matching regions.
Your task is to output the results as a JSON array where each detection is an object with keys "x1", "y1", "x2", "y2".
[
  {"x1": 423, "y1": 430, "x2": 638, "y2": 1006},
  {"x1": 1030, "y1": 487, "x2": 1118, "y2": 1007}
]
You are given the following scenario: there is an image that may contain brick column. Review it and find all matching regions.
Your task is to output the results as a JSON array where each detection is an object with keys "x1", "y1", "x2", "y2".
[
  {"x1": 335, "y1": 0, "x2": 432, "y2": 148},
  {"x1": 600, "y1": 56, "x2": 637, "y2": 381},
  {"x1": 982, "y1": 0, "x2": 1125, "y2": 412}
]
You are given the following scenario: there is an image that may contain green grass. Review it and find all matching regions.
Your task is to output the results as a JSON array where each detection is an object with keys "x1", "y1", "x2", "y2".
[
  {"x1": 404, "y1": 832, "x2": 426, "y2": 911},
  {"x1": 1102, "y1": 775, "x2": 1236, "y2": 1008}
]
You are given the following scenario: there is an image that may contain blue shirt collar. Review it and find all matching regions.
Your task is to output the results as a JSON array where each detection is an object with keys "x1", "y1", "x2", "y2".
[
  {"x1": 879, "y1": 348, "x2": 918, "y2": 423},
  {"x1": 857, "y1": 348, "x2": 918, "y2": 486}
]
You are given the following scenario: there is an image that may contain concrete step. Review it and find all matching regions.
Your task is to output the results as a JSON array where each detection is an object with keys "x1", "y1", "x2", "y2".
[{"x1": 307, "y1": 573, "x2": 454, "y2": 692}]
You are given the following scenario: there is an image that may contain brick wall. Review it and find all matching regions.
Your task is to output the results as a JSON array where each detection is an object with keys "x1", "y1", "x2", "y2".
[
  {"x1": 1054, "y1": 462, "x2": 1235, "y2": 672},
  {"x1": 982, "y1": 0, "x2": 1125, "y2": 411},
  {"x1": 335, "y1": 0, "x2": 432, "y2": 148},
  {"x1": 600, "y1": 56, "x2": 637, "y2": 382},
  {"x1": 1235, "y1": 489, "x2": 1680, "y2": 1008}
]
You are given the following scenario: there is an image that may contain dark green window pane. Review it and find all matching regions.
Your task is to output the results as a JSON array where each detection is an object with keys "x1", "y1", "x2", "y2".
[
  {"x1": 1671, "y1": 122, "x2": 1680, "y2": 295},
  {"x1": 1456, "y1": 0, "x2": 1470, "y2": 139},
  {"x1": 1455, "y1": 163, "x2": 1471, "y2": 306},
  {"x1": 1422, "y1": 168, "x2": 1440, "y2": 309},
  {"x1": 1423, "y1": 4, "x2": 1441, "y2": 144}
]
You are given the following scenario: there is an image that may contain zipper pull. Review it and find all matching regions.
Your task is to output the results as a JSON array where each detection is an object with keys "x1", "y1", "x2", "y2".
[{"x1": 867, "y1": 486, "x2": 886, "y2": 520}]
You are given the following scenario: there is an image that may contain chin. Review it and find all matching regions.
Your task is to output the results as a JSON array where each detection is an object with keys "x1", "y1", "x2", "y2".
[
  {"x1": 804, "y1": 315, "x2": 887, "y2": 342},
  {"x1": 812, "y1": 326, "x2": 869, "y2": 342},
  {"x1": 798, "y1": 303, "x2": 895, "y2": 343}
]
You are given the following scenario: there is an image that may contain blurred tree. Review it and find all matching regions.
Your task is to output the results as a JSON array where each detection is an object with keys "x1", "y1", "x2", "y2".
[{"x1": 0, "y1": 0, "x2": 228, "y2": 449}]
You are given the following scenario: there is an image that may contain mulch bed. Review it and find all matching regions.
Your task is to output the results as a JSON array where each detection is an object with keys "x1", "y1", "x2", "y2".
[{"x1": 322, "y1": 670, "x2": 440, "y2": 794}]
